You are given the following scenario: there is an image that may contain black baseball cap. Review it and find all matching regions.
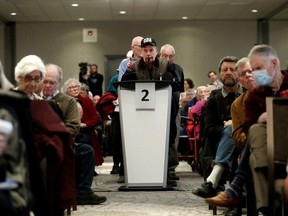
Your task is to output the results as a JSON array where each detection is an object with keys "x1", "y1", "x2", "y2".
[{"x1": 141, "y1": 38, "x2": 157, "y2": 47}]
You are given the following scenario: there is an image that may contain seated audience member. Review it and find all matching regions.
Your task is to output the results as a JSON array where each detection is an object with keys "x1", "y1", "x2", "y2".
[
  {"x1": 180, "y1": 86, "x2": 207, "y2": 136},
  {"x1": 14, "y1": 55, "x2": 45, "y2": 100},
  {"x1": 2, "y1": 60, "x2": 48, "y2": 215},
  {"x1": 240, "y1": 45, "x2": 287, "y2": 215},
  {"x1": 92, "y1": 95, "x2": 100, "y2": 106},
  {"x1": 62, "y1": 78, "x2": 104, "y2": 167},
  {"x1": 189, "y1": 85, "x2": 213, "y2": 141},
  {"x1": 192, "y1": 56, "x2": 243, "y2": 199},
  {"x1": 183, "y1": 85, "x2": 206, "y2": 117},
  {"x1": 179, "y1": 78, "x2": 195, "y2": 107},
  {"x1": 205, "y1": 57, "x2": 257, "y2": 209},
  {"x1": 79, "y1": 83, "x2": 93, "y2": 99},
  {"x1": 207, "y1": 70, "x2": 223, "y2": 90},
  {"x1": 42, "y1": 64, "x2": 107, "y2": 205},
  {"x1": 180, "y1": 88, "x2": 195, "y2": 110}
]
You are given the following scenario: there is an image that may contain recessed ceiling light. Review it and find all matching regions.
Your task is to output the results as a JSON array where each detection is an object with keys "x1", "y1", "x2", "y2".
[
  {"x1": 10, "y1": 12, "x2": 17, "y2": 16},
  {"x1": 72, "y1": 3, "x2": 79, "y2": 7},
  {"x1": 78, "y1": 18, "x2": 85, "y2": 21},
  {"x1": 251, "y1": 9, "x2": 258, "y2": 13},
  {"x1": 119, "y1": 11, "x2": 126, "y2": 15},
  {"x1": 182, "y1": 16, "x2": 188, "y2": 20}
]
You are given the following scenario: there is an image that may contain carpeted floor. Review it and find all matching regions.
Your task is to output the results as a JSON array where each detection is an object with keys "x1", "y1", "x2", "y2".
[{"x1": 69, "y1": 157, "x2": 246, "y2": 216}]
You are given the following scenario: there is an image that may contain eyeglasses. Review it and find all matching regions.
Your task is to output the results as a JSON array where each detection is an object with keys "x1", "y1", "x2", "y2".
[
  {"x1": 43, "y1": 80, "x2": 58, "y2": 86},
  {"x1": 239, "y1": 69, "x2": 253, "y2": 77},
  {"x1": 24, "y1": 75, "x2": 42, "y2": 83},
  {"x1": 68, "y1": 85, "x2": 80, "y2": 90},
  {"x1": 133, "y1": 44, "x2": 141, "y2": 47}
]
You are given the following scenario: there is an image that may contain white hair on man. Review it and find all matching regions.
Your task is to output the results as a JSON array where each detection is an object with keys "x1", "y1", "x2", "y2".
[
  {"x1": 14, "y1": 55, "x2": 45, "y2": 83},
  {"x1": 160, "y1": 44, "x2": 175, "y2": 55}
]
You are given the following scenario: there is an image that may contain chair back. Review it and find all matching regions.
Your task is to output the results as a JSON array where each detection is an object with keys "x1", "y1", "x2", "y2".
[{"x1": 266, "y1": 97, "x2": 288, "y2": 215}]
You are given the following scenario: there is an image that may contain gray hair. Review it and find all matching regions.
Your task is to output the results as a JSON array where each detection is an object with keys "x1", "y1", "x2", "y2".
[
  {"x1": 235, "y1": 57, "x2": 249, "y2": 72},
  {"x1": 160, "y1": 44, "x2": 175, "y2": 55},
  {"x1": 196, "y1": 85, "x2": 207, "y2": 93},
  {"x1": 248, "y1": 44, "x2": 279, "y2": 62},
  {"x1": 61, "y1": 78, "x2": 80, "y2": 93},
  {"x1": 14, "y1": 55, "x2": 45, "y2": 82},
  {"x1": 46, "y1": 63, "x2": 63, "y2": 82}
]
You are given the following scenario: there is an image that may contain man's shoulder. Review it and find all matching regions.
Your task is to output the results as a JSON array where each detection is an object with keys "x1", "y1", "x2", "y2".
[
  {"x1": 54, "y1": 92, "x2": 76, "y2": 103},
  {"x1": 174, "y1": 63, "x2": 183, "y2": 71},
  {"x1": 120, "y1": 58, "x2": 130, "y2": 65},
  {"x1": 232, "y1": 91, "x2": 247, "y2": 107},
  {"x1": 210, "y1": 89, "x2": 222, "y2": 97}
]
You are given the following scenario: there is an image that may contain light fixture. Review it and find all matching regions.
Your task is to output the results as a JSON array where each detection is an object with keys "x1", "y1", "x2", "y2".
[
  {"x1": 251, "y1": 9, "x2": 258, "y2": 13},
  {"x1": 72, "y1": 3, "x2": 79, "y2": 7},
  {"x1": 182, "y1": 16, "x2": 188, "y2": 20},
  {"x1": 78, "y1": 18, "x2": 85, "y2": 21},
  {"x1": 119, "y1": 11, "x2": 127, "y2": 15},
  {"x1": 10, "y1": 12, "x2": 17, "y2": 16}
]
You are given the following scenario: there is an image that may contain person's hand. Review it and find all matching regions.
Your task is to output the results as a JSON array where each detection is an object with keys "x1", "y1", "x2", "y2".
[
  {"x1": 112, "y1": 99, "x2": 119, "y2": 106},
  {"x1": 223, "y1": 119, "x2": 232, "y2": 127},
  {"x1": 80, "y1": 123, "x2": 87, "y2": 128},
  {"x1": 82, "y1": 74, "x2": 89, "y2": 80},
  {"x1": 126, "y1": 59, "x2": 136, "y2": 72},
  {"x1": 258, "y1": 112, "x2": 267, "y2": 124}
]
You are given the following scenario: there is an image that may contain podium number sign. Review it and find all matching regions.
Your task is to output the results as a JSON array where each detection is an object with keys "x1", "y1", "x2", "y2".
[{"x1": 135, "y1": 83, "x2": 155, "y2": 110}]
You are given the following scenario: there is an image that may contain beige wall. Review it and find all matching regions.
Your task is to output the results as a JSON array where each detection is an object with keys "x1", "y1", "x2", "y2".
[
  {"x1": 270, "y1": 21, "x2": 288, "y2": 70},
  {"x1": 1, "y1": 20, "x2": 288, "y2": 88}
]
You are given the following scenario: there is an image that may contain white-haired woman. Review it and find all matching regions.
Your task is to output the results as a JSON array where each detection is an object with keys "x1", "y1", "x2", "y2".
[{"x1": 14, "y1": 55, "x2": 45, "y2": 100}]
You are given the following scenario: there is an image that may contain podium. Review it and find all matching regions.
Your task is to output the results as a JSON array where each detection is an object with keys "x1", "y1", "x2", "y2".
[{"x1": 117, "y1": 80, "x2": 173, "y2": 190}]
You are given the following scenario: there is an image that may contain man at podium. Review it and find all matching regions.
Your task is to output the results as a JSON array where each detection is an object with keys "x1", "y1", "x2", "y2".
[{"x1": 123, "y1": 37, "x2": 181, "y2": 186}]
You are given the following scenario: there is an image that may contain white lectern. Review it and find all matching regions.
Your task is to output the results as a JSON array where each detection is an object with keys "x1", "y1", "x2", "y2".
[{"x1": 117, "y1": 80, "x2": 173, "y2": 190}]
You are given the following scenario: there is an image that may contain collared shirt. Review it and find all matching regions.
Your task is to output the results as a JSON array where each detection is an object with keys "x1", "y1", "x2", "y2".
[
  {"x1": 118, "y1": 58, "x2": 130, "y2": 81},
  {"x1": 48, "y1": 90, "x2": 59, "y2": 100}
]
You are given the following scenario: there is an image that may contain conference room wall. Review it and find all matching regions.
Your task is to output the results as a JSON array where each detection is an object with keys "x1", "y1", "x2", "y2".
[
  {"x1": 270, "y1": 20, "x2": 288, "y2": 70},
  {"x1": 1, "y1": 20, "x2": 287, "y2": 87}
]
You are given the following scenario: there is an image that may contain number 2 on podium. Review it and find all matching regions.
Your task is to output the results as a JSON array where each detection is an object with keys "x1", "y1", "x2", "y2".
[
  {"x1": 141, "y1": 89, "x2": 149, "y2": 101},
  {"x1": 135, "y1": 83, "x2": 155, "y2": 110}
]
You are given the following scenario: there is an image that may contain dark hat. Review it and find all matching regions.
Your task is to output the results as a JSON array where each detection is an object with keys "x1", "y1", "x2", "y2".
[{"x1": 141, "y1": 38, "x2": 157, "y2": 47}]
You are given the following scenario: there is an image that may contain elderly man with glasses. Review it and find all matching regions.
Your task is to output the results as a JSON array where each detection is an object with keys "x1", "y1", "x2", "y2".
[{"x1": 42, "y1": 64, "x2": 107, "y2": 205}]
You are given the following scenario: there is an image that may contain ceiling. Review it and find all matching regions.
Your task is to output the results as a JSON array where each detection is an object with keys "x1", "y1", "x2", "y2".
[{"x1": 0, "y1": 0, "x2": 288, "y2": 23}]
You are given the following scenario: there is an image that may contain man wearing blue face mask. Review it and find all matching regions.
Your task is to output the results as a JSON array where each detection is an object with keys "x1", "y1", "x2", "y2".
[{"x1": 243, "y1": 44, "x2": 288, "y2": 215}]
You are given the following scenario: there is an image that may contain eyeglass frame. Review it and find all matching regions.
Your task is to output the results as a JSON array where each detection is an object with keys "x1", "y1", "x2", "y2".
[
  {"x1": 24, "y1": 75, "x2": 42, "y2": 83},
  {"x1": 239, "y1": 69, "x2": 253, "y2": 77},
  {"x1": 67, "y1": 85, "x2": 80, "y2": 91}
]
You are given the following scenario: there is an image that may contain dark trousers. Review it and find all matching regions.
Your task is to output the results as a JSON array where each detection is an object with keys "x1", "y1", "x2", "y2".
[
  {"x1": 111, "y1": 112, "x2": 124, "y2": 176},
  {"x1": 236, "y1": 140, "x2": 250, "y2": 176},
  {"x1": 75, "y1": 143, "x2": 95, "y2": 194}
]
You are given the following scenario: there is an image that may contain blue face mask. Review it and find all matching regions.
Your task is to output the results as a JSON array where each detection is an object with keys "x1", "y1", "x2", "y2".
[{"x1": 253, "y1": 69, "x2": 275, "y2": 86}]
